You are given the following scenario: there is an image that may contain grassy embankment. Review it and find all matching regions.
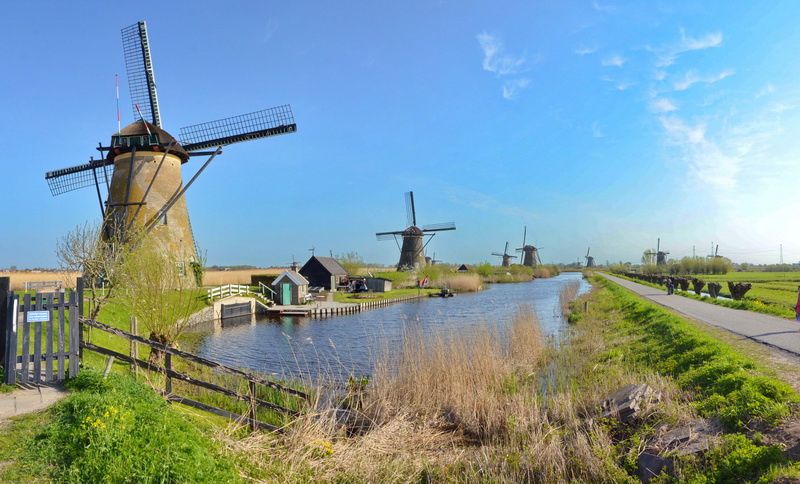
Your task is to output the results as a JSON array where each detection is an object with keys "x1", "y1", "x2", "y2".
[
  {"x1": 6, "y1": 274, "x2": 797, "y2": 480},
  {"x1": 611, "y1": 271, "x2": 797, "y2": 319}
]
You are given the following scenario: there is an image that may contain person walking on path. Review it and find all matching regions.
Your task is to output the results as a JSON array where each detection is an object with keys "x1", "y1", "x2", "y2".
[{"x1": 795, "y1": 286, "x2": 800, "y2": 321}]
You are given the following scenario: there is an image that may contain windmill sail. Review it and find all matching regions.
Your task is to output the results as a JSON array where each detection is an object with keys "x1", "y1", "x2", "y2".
[
  {"x1": 405, "y1": 191, "x2": 416, "y2": 227},
  {"x1": 45, "y1": 160, "x2": 114, "y2": 196},
  {"x1": 180, "y1": 106, "x2": 296, "y2": 151},
  {"x1": 422, "y1": 222, "x2": 456, "y2": 232},
  {"x1": 121, "y1": 21, "x2": 161, "y2": 127}
]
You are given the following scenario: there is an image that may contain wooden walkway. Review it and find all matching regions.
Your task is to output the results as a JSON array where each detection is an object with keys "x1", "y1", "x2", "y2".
[{"x1": 268, "y1": 294, "x2": 425, "y2": 318}]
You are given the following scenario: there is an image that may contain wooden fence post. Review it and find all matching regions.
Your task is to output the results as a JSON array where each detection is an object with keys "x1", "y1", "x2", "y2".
[
  {"x1": 130, "y1": 316, "x2": 138, "y2": 375},
  {"x1": 0, "y1": 277, "x2": 8, "y2": 370},
  {"x1": 165, "y1": 352, "x2": 173, "y2": 394},
  {"x1": 76, "y1": 277, "x2": 84, "y2": 360},
  {"x1": 249, "y1": 380, "x2": 257, "y2": 431}
]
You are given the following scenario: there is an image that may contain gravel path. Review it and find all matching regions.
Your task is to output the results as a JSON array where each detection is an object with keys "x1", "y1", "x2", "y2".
[{"x1": 600, "y1": 273, "x2": 800, "y2": 356}]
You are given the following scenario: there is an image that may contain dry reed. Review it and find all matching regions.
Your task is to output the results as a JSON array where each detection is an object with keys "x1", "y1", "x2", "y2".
[
  {"x1": 1, "y1": 271, "x2": 80, "y2": 290},
  {"x1": 559, "y1": 280, "x2": 581, "y2": 316},
  {"x1": 202, "y1": 268, "x2": 283, "y2": 286},
  {"x1": 438, "y1": 273, "x2": 482, "y2": 292}
]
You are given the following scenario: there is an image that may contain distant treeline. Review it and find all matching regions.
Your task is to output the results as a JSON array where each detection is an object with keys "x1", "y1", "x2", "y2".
[{"x1": 609, "y1": 257, "x2": 732, "y2": 275}]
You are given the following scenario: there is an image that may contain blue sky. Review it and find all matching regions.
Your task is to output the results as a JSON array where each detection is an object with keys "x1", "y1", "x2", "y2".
[{"x1": 2, "y1": 1, "x2": 799, "y2": 268}]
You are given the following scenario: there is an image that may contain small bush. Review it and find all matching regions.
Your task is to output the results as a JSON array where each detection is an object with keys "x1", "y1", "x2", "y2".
[{"x1": 30, "y1": 370, "x2": 237, "y2": 483}]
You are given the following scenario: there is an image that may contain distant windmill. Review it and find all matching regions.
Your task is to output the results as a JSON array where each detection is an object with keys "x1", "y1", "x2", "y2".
[
  {"x1": 656, "y1": 238, "x2": 670, "y2": 266},
  {"x1": 428, "y1": 252, "x2": 443, "y2": 265},
  {"x1": 515, "y1": 226, "x2": 542, "y2": 267},
  {"x1": 585, "y1": 247, "x2": 595, "y2": 268},
  {"x1": 376, "y1": 191, "x2": 456, "y2": 270},
  {"x1": 286, "y1": 255, "x2": 299, "y2": 272},
  {"x1": 707, "y1": 244, "x2": 722, "y2": 259},
  {"x1": 492, "y1": 242, "x2": 517, "y2": 268}
]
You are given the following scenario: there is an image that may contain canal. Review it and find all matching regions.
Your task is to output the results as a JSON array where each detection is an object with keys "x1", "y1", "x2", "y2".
[{"x1": 196, "y1": 272, "x2": 590, "y2": 381}]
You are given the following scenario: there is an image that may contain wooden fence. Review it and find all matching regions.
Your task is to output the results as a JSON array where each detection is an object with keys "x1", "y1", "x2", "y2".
[{"x1": 79, "y1": 318, "x2": 309, "y2": 431}]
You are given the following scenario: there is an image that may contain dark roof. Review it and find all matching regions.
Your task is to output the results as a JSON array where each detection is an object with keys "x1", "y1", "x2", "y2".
[
  {"x1": 113, "y1": 120, "x2": 190, "y2": 162},
  {"x1": 311, "y1": 256, "x2": 348, "y2": 275}
]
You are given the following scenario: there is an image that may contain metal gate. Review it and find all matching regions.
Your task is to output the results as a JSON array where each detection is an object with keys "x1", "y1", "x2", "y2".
[
  {"x1": 1, "y1": 279, "x2": 82, "y2": 385},
  {"x1": 220, "y1": 301, "x2": 251, "y2": 319}
]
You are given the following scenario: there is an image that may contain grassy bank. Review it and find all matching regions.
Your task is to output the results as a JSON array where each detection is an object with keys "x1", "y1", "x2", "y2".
[{"x1": 0, "y1": 370, "x2": 238, "y2": 482}]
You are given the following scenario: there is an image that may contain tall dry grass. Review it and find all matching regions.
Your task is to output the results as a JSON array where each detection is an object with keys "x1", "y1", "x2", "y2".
[
  {"x1": 533, "y1": 266, "x2": 553, "y2": 278},
  {"x1": 214, "y1": 297, "x2": 696, "y2": 482},
  {"x1": 438, "y1": 273, "x2": 482, "y2": 292},
  {"x1": 1, "y1": 271, "x2": 80, "y2": 290},
  {"x1": 559, "y1": 280, "x2": 581, "y2": 316},
  {"x1": 202, "y1": 268, "x2": 283, "y2": 286}
]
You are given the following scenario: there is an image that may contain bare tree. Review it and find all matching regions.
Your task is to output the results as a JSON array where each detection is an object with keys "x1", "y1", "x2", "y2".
[{"x1": 56, "y1": 221, "x2": 131, "y2": 320}]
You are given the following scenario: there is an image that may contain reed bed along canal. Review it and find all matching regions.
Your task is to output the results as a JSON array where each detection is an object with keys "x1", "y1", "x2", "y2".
[{"x1": 196, "y1": 272, "x2": 590, "y2": 381}]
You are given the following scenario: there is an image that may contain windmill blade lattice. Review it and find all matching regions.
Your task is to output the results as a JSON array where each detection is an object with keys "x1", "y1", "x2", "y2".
[
  {"x1": 180, "y1": 106, "x2": 297, "y2": 152},
  {"x1": 121, "y1": 21, "x2": 161, "y2": 127},
  {"x1": 45, "y1": 160, "x2": 113, "y2": 196}
]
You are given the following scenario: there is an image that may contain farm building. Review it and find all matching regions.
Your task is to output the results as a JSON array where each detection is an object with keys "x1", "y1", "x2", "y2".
[
  {"x1": 365, "y1": 277, "x2": 392, "y2": 293},
  {"x1": 299, "y1": 256, "x2": 348, "y2": 291},
  {"x1": 457, "y1": 264, "x2": 471, "y2": 272},
  {"x1": 272, "y1": 270, "x2": 309, "y2": 305}
]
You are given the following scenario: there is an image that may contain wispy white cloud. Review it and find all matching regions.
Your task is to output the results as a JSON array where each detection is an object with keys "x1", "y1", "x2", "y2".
[
  {"x1": 651, "y1": 98, "x2": 678, "y2": 112},
  {"x1": 476, "y1": 32, "x2": 530, "y2": 100},
  {"x1": 502, "y1": 79, "x2": 531, "y2": 100},
  {"x1": 651, "y1": 29, "x2": 723, "y2": 67},
  {"x1": 592, "y1": 0, "x2": 616, "y2": 12},
  {"x1": 653, "y1": 70, "x2": 667, "y2": 81},
  {"x1": 755, "y1": 83, "x2": 776, "y2": 99},
  {"x1": 601, "y1": 75, "x2": 633, "y2": 91},
  {"x1": 592, "y1": 121, "x2": 605, "y2": 138},
  {"x1": 574, "y1": 45, "x2": 598, "y2": 56},
  {"x1": 659, "y1": 116, "x2": 738, "y2": 192},
  {"x1": 601, "y1": 54, "x2": 627, "y2": 67},
  {"x1": 673, "y1": 69, "x2": 734, "y2": 91},
  {"x1": 477, "y1": 32, "x2": 525, "y2": 76}
]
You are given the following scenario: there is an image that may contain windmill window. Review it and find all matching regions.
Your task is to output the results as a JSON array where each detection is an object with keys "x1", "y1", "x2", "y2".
[{"x1": 148, "y1": 134, "x2": 158, "y2": 144}]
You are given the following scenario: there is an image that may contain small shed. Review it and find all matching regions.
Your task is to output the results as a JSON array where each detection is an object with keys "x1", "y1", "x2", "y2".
[
  {"x1": 299, "y1": 256, "x2": 348, "y2": 291},
  {"x1": 365, "y1": 277, "x2": 392, "y2": 293},
  {"x1": 272, "y1": 271, "x2": 309, "y2": 305},
  {"x1": 457, "y1": 264, "x2": 471, "y2": 273}
]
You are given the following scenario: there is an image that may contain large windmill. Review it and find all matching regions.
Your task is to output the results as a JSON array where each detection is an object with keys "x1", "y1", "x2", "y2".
[
  {"x1": 376, "y1": 191, "x2": 456, "y2": 270},
  {"x1": 584, "y1": 247, "x2": 595, "y2": 268},
  {"x1": 656, "y1": 238, "x2": 670, "y2": 266},
  {"x1": 44, "y1": 21, "x2": 296, "y2": 273},
  {"x1": 515, "y1": 226, "x2": 542, "y2": 267},
  {"x1": 492, "y1": 242, "x2": 517, "y2": 268}
]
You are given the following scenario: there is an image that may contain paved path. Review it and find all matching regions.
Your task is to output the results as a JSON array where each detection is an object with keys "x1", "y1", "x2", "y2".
[
  {"x1": 0, "y1": 386, "x2": 67, "y2": 421},
  {"x1": 601, "y1": 273, "x2": 800, "y2": 355}
]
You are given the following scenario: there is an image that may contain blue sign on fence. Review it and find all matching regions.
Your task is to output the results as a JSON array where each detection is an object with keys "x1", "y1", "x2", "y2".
[{"x1": 27, "y1": 310, "x2": 50, "y2": 323}]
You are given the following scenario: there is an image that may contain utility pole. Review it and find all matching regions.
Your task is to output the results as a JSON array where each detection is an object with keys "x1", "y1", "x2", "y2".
[
  {"x1": 693, "y1": 245, "x2": 696, "y2": 259},
  {"x1": 780, "y1": 244, "x2": 783, "y2": 264}
]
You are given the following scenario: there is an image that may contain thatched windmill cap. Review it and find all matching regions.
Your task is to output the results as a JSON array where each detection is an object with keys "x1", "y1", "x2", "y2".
[{"x1": 111, "y1": 120, "x2": 190, "y2": 162}]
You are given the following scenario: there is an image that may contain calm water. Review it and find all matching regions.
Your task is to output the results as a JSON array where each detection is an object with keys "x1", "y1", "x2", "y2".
[{"x1": 196, "y1": 272, "x2": 590, "y2": 381}]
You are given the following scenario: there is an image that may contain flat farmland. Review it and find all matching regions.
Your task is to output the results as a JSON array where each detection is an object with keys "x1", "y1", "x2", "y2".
[
  {"x1": 703, "y1": 272, "x2": 800, "y2": 308},
  {"x1": 0, "y1": 271, "x2": 80, "y2": 291},
  {"x1": 202, "y1": 268, "x2": 284, "y2": 286}
]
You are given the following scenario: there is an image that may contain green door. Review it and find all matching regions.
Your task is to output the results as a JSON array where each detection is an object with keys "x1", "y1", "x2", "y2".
[{"x1": 282, "y1": 283, "x2": 292, "y2": 305}]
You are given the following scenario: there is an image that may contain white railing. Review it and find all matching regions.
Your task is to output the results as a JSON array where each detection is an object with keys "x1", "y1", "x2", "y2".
[
  {"x1": 207, "y1": 283, "x2": 275, "y2": 305},
  {"x1": 207, "y1": 284, "x2": 253, "y2": 301}
]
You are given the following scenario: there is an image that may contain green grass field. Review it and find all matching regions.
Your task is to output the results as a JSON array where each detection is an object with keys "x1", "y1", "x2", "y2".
[{"x1": 702, "y1": 272, "x2": 800, "y2": 309}]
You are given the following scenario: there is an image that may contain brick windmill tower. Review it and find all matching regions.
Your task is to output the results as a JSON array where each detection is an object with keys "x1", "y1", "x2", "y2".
[
  {"x1": 44, "y1": 21, "x2": 297, "y2": 273},
  {"x1": 515, "y1": 226, "x2": 542, "y2": 267}
]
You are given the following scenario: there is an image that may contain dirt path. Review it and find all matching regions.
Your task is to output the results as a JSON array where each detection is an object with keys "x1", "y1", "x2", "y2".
[{"x1": 0, "y1": 386, "x2": 67, "y2": 422}]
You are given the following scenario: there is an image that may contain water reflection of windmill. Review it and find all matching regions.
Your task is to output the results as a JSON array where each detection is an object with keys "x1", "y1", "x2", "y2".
[
  {"x1": 493, "y1": 242, "x2": 517, "y2": 268},
  {"x1": 515, "y1": 226, "x2": 542, "y2": 267},
  {"x1": 584, "y1": 247, "x2": 595, "y2": 268},
  {"x1": 43, "y1": 21, "x2": 297, "y2": 271},
  {"x1": 376, "y1": 191, "x2": 456, "y2": 271}
]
